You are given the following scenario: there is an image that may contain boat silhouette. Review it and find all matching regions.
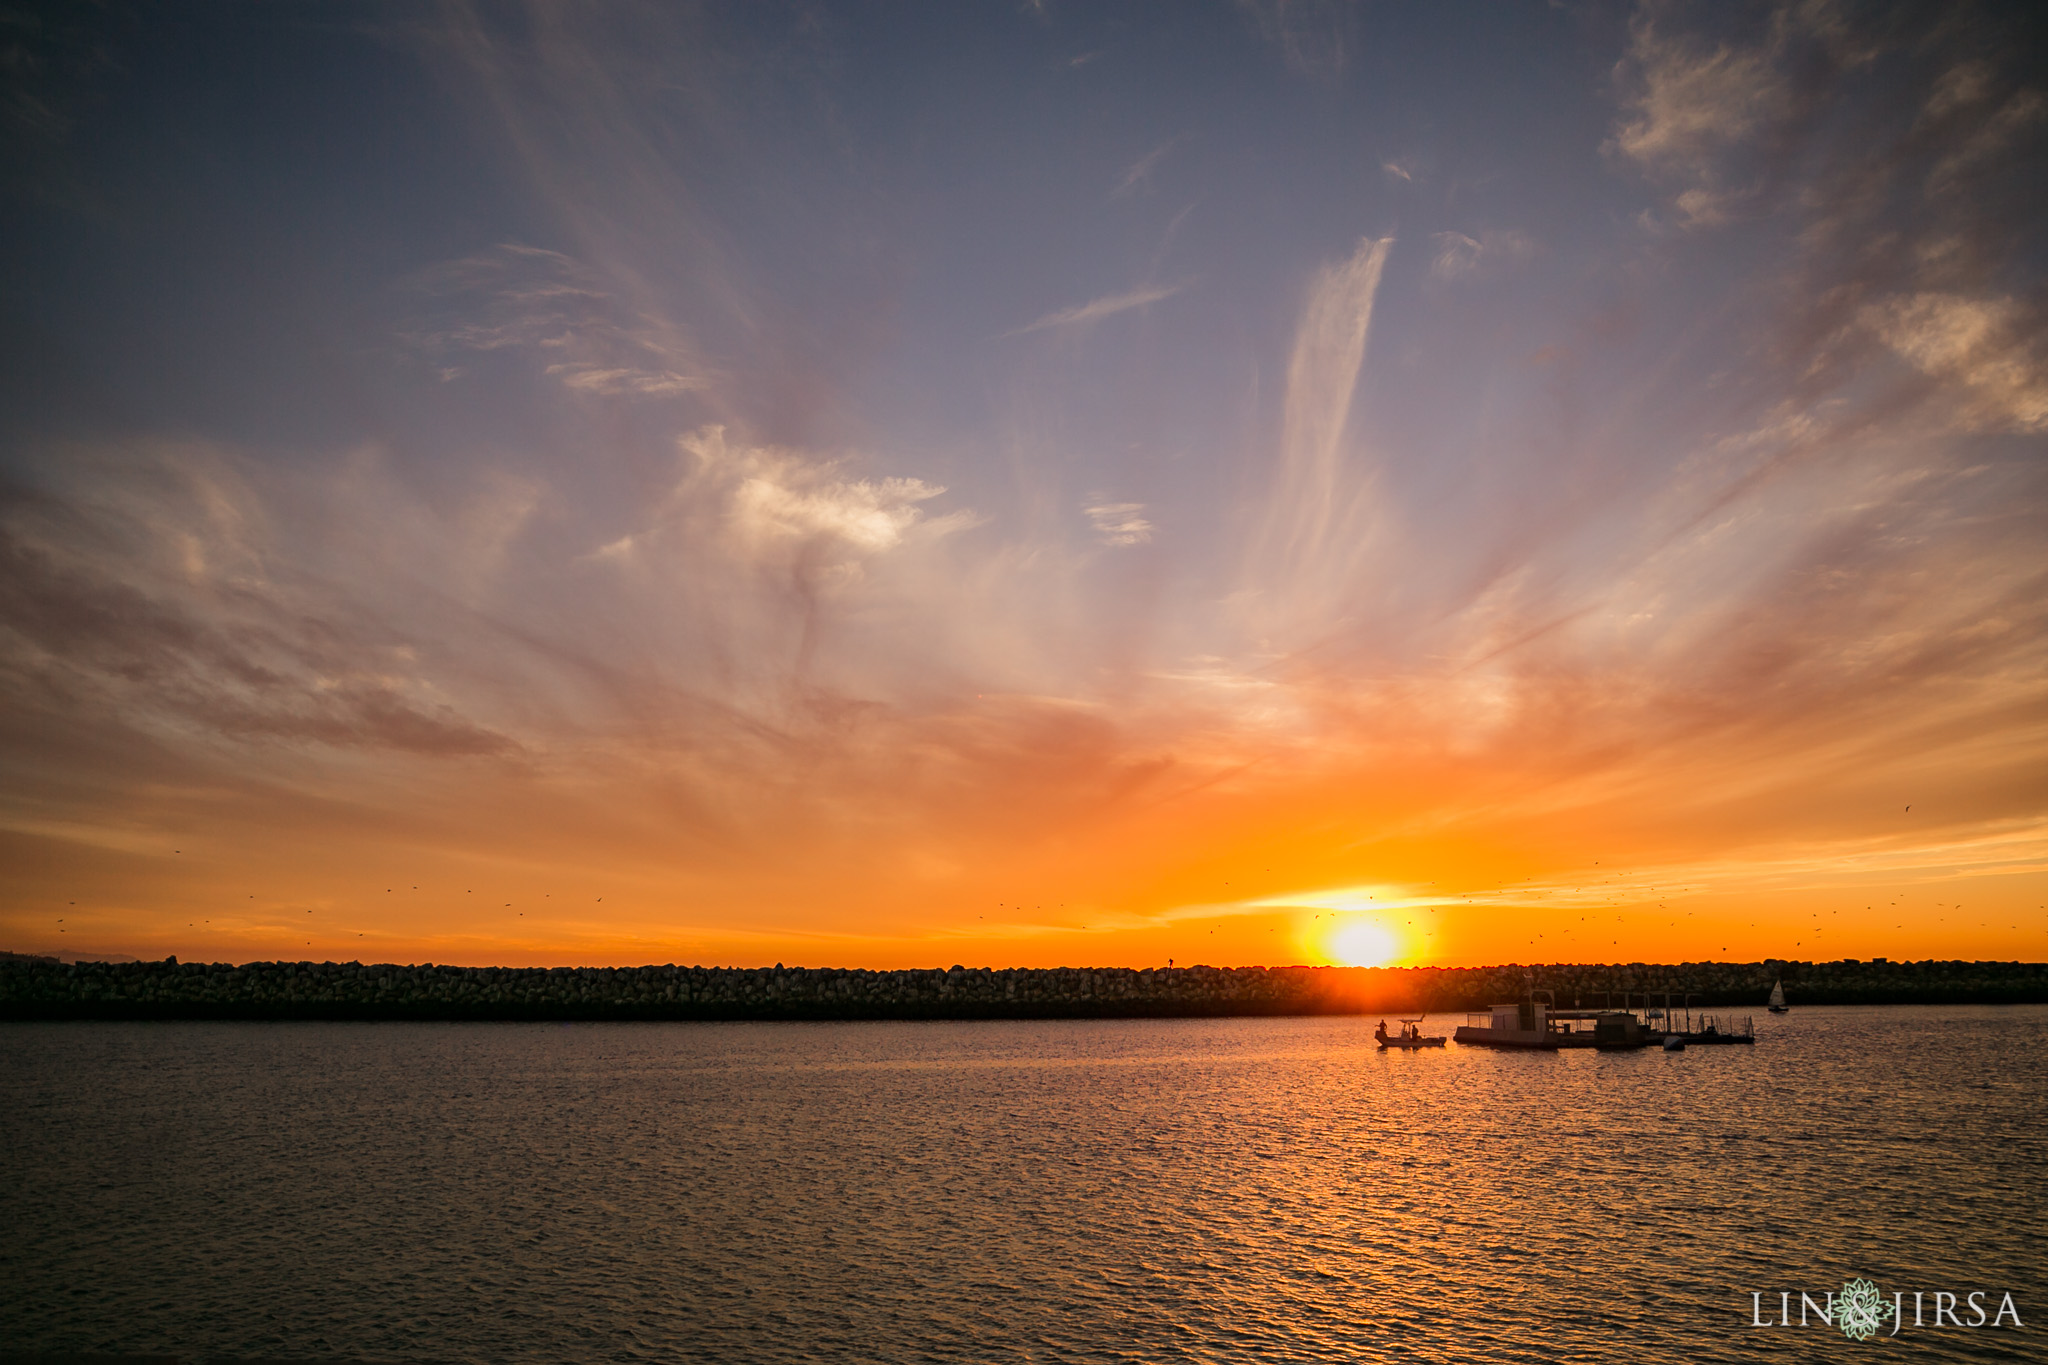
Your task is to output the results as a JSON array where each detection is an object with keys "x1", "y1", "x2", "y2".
[{"x1": 1375, "y1": 1016, "x2": 1447, "y2": 1049}]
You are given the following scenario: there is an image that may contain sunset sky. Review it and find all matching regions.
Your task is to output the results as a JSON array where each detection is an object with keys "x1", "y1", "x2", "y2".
[{"x1": 3, "y1": 1, "x2": 2044, "y2": 969}]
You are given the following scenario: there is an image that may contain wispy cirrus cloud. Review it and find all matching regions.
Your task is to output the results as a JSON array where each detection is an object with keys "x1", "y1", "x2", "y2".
[
  {"x1": 1006, "y1": 280, "x2": 1188, "y2": 335},
  {"x1": 398, "y1": 243, "x2": 711, "y2": 398},
  {"x1": 1250, "y1": 234, "x2": 1392, "y2": 621},
  {"x1": 1237, "y1": 0, "x2": 1356, "y2": 81},
  {"x1": 0, "y1": 450, "x2": 518, "y2": 759},
  {"x1": 1112, "y1": 139, "x2": 1177, "y2": 198},
  {"x1": 1427, "y1": 229, "x2": 1536, "y2": 280}
]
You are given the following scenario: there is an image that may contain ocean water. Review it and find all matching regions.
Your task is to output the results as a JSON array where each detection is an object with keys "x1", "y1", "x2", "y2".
[{"x1": 3, "y1": 1006, "x2": 2042, "y2": 1363}]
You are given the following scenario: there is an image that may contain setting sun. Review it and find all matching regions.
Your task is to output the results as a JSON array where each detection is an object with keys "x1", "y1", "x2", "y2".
[{"x1": 1330, "y1": 922, "x2": 1399, "y2": 968}]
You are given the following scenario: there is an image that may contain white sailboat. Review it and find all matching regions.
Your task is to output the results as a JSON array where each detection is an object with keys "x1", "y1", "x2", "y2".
[{"x1": 1767, "y1": 980, "x2": 1788, "y2": 1014}]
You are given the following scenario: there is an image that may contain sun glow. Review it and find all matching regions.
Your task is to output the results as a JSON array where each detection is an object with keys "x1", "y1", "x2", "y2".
[{"x1": 1329, "y1": 922, "x2": 1398, "y2": 967}]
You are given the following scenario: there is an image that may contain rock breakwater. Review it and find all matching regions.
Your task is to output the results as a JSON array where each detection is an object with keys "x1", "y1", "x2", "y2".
[{"x1": 4, "y1": 954, "x2": 2044, "y2": 1021}]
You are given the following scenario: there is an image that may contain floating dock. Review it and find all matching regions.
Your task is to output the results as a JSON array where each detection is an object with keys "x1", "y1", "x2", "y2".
[{"x1": 1453, "y1": 991, "x2": 1755, "y2": 1050}]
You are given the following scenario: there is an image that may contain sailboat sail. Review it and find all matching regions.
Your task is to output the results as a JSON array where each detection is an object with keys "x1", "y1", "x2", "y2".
[{"x1": 1768, "y1": 981, "x2": 1786, "y2": 1009}]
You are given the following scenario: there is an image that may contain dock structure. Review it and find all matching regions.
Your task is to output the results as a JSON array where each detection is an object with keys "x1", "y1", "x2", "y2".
[
  {"x1": 1631, "y1": 991, "x2": 1757, "y2": 1045},
  {"x1": 1453, "y1": 990, "x2": 1754, "y2": 1050}
]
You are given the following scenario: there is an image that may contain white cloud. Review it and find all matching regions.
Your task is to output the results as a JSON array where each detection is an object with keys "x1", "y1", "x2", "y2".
[
  {"x1": 1670, "y1": 186, "x2": 1735, "y2": 229},
  {"x1": 678, "y1": 426, "x2": 977, "y2": 560},
  {"x1": 1608, "y1": 12, "x2": 1789, "y2": 230},
  {"x1": 735, "y1": 474, "x2": 946, "y2": 552},
  {"x1": 1611, "y1": 20, "x2": 1782, "y2": 171},
  {"x1": 1085, "y1": 502, "x2": 1154, "y2": 547},
  {"x1": 1862, "y1": 293, "x2": 2048, "y2": 432}
]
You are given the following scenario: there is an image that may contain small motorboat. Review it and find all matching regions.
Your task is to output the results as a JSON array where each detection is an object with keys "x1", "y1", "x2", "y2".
[
  {"x1": 1376, "y1": 1017, "x2": 1448, "y2": 1049},
  {"x1": 1767, "y1": 980, "x2": 1789, "y2": 1014},
  {"x1": 1662, "y1": 1034, "x2": 1686, "y2": 1051}
]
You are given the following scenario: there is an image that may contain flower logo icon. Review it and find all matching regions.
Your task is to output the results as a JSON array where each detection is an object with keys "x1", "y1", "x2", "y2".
[{"x1": 1837, "y1": 1278, "x2": 1894, "y2": 1341}]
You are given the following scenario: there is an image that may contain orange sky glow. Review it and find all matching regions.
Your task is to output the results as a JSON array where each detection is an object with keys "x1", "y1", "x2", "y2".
[{"x1": 13, "y1": 688, "x2": 2043, "y2": 967}]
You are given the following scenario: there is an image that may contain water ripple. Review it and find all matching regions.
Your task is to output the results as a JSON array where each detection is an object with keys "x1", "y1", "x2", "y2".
[{"x1": 4, "y1": 1008, "x2": 2044, "y2": 1362}]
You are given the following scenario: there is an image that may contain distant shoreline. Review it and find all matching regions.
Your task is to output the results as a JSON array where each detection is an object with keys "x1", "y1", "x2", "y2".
[{"x1": 5, "y1": 955, "x2": 2045, "y2": 1021}]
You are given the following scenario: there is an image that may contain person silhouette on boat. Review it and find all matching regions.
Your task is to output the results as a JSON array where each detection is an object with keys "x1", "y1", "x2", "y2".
[{"x1": 1375, "y1": 1020, "x2": 1390, "y2": 1044}]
